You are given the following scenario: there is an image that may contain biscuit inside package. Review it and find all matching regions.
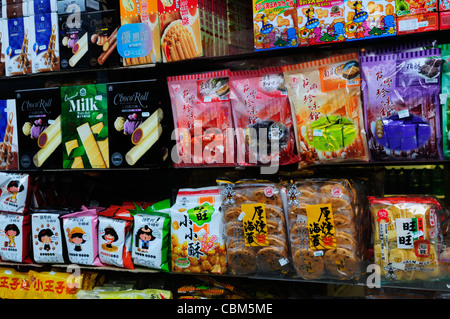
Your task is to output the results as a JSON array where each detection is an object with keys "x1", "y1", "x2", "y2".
[
  {"x1": 283, "y1": 179, "x2": 361, "y2": 280},
  {"x1": 368, "y1": 196, "x2": 443, "y2": 282},
  {"x1": 282, "y1": 53, "x2": 369, "y2": 167},
  {"x1": 218, "y1": 180, "x2": 290, "y2": 276},
  {"x1": 229, "y1": 67, "x2": 299, "y2": 166}
]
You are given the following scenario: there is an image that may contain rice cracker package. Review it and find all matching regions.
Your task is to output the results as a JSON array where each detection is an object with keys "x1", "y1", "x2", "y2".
[
  {"x1": 130, "y1": 199, "x2": 171, "y2": 272},
  {"x1": 0, "y1": 212, "x2": 32, "y2": 263},
  {"x1": 368, "y1": 196, "x2": 442, "y2": 282},
  {"x1": 283, "y1": 53, "x2": 369, "y2": 167},
  {"x1": 170, "y1": 187, "x2": 226, "y2": 274},
  {"x1": 283, "y1": 179, "x2": 360, "y2": 280},
  {"x1": 167, "y1": 70, "x2": 235, "y2": 167},
  {"x1": 360, "y1": 47, "x2": 443, "y2": 161},
  {"x1": 0, "y1": 172, "x2": 32, "y2": 214},
  {"x1": 440, "y1": 44, "x2": 450, "y2": 159},
  {"x1": 218, "y1": 180, "x2": 290, "y2": 276},
  {"x1": 229, "y1": 67, "x2": 299, "y2": 167}
]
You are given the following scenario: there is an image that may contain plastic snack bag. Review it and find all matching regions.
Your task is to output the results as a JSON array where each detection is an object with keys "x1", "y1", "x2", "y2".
[
  {"x1": 360, "y1": 47, "x2": 443, "y2": 161},
  {"x1": 0, "y1": 268, "x2": 29, "y2": 299},
  {"x1": 0, "y1": 173, "x2": 32, "y2": 214},
  {"x1": 130, "y1": 199, "x2": 171, "y2": 272},
  {"x1": 368, "y1": 196, "x2": 442, "y2": 282},
  {"x1": 61, "y1": 208, "x2": 103, "y2": 266},
  {"x1": 28, "y1": 270, "x2": 84, "y2": 299},
  {"x1": 170, "y1": 187, "x2": 226, "y2": 274},
  {"x1": 283, "y1": 53, "x2": 369, "y2": 167},
  {"x1": 97, "y1": 205, "x2": 134, "y2": 269},
  {"x1": 167, "y1": 70, "x2": 236, "y2": 167},
  {"x1": 0, "y1": 213, "x2": 32, "y2": 263},
  {"x1": 440, "y1": 44, "x2": 450, "y2": 160},
  {"x1": 229, "y1": 67, "x2": 299, "y2": 167},
  {"x1": 218, "y1": 179, "x2": 290, "y2": 276}
]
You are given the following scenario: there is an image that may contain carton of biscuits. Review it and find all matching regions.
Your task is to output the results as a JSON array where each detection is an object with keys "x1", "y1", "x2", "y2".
[
  {"x1": 218, "y1": 179, "x2": 290, "y2": 276},
  {"x1": 284, "y1": 179, "x2": 360, "y2": 280}
]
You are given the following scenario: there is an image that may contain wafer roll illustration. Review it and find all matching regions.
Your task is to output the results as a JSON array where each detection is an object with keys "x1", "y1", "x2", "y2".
[
  {"x1": 76, "y1": 122, "x2": 106, "y2": 168},
  {"x1": 131, "y1": 108, "x2": 163, "y2": 145},
  {"x1": 33, "y1": 133, "x2": 61, "y2": 167},
  {"x1": 65, "y1": 139, "x2": 83, "y2": 168},
  {"x1": 69, "y1": 33, "x2": 88, "y2": 67},
  {"x1": 37, "y1": 115, "x2": 61, "y2": 149},
  {"x1": 126, "y1": 124, "x2": 162, "y2": 166}
]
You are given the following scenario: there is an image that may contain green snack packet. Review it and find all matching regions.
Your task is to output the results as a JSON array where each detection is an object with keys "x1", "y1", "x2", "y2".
[{"x1": 440, "y1": 44, "x2": 450, "y2": 159}]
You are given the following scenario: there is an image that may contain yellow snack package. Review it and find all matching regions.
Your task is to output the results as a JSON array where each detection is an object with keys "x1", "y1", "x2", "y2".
[{"x1": 28, "y1": 270, "x2": 84, "y2": 299}]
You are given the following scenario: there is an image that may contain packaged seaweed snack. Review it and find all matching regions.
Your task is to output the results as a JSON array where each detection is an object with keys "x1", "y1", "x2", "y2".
[
  {"x1": 218, "y1": 179, "x2": 290, "y2": 276},
  {"x1": 61, "y1": 208, "x2": 103, "y2": 266},
  {"x1": 0, "y1": 212, "x2": 32, "y2": 263},
  {"x1": 440, "y1": 44, "x2": 450, "y2": 159},
  {"x1": 167, "y1": 70, "x2": 236, "y2": 167},
  {"x1": 360, "y1": 47, "x2": 443, "y2": 161},
  {"x1": 229, "y1": 67, "x2": 299, "y2": 166},
  {"x1": 283, "y1": 179, "x2": 360, "y2": 280},
  {"x1": 368, "y1": 196, "x2": 442, "y2": 282},
  {"x1": 130, "y1": 199, "x2": 171, "y2": 272},
  {"x1": 97, "y1": 205, "x2": 134, "y2": 269},
  {"x1": 283, "y1": 53, "x2": 369, "y2": 168},
  {"x1": 170, "y1": 187, "x2": 226, "y2": 274},
  {"x1": 0, "y1": 173, "x2": 32, "y2": 214}
]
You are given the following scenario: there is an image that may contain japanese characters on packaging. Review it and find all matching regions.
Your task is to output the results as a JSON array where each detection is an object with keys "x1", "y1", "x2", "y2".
[
  {"x1": 253, "y1": 0, "x2": 298, "y2": 51},
  {"x1": 16, "y1": 87, "x2": 62, "y2": 170},
  {"x1": 0, "y1": 212, "x2": 32, "y2": 263},
  {"x1": 229, "y1": 67, "x2": 299, "y2": 166},
  {"x1": 107, "y1": 79, "x2": 169, "y2": 168},
  {"x1": 343, "y1": 0, "x2": 396, "y2": 41},
  {"x1": 167, "y1": 70, "x2": 236, "y2": 167},
  {"x1": 219, "y1": 180, "x2": 290, "y2": 276},
  {"x1": 282, "y1": 53, "x2": 369, "y2": 167},
  {"x1": 158, "y1": 0, "x2": 202, "y2": 62},
  {"x1": 3, "y1": 16, "x2": 33, "y2": 75},
  {"x1": 170, "y1": 187, "x2": 226, "y2": 274},
  {"x1": 283, "y1": 179, "x2": 361, "y2": 279},
  {"x1": 297, "y1": 0, "x2": 346, "y2": 47},
  {"x1": 61, "y1": 208, "x2": 103, "y2": 266},
  {"x1": 97, "y1": 205, "x2": 134, "y2": 269},
  {"x1": 0, "y1": 99, "x2": 19, "y2": 170},
  {"x1": 368, "y1": 196, "x2": 442, "y2": 282},
  {"x1": 360, "y1": 47, "x2": 443, "y2": 161},
  {"x1": 60, "y1": 84, "x2": 109, "y2": 169},
  {"x1": 395, "y1": 0, "x2": 437, "y2": 16},
  {"x1": 0, "y1": 172, "x2": 31, "y2": 214},
  {"x1": 440, "y1": 44, "x2": 450, "y2": 159},
  {"x1": 396, "y1": 12, "x2": 439, "y2": 34}
]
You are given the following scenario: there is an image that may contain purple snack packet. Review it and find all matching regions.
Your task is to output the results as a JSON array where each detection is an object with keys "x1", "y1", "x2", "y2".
[{"x1": 360, "y1": 48, "x2": 443, "y2": 161}]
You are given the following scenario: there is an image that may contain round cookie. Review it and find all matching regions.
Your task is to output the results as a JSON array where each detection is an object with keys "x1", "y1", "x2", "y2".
[
  {"x1": 292, "y1": 248, "x2": 324, "y2": 279},
  {"x1": 333, "y1": 214, "x2": 353, "y2": 229},
  {"x1": 335, "y1": 231, "x2": 357, "y2": 251},
  {"x1": 224, "y1": 206, "x2": 242, "y2": 222},
  {"x1": 225, "y1": 220, "x2": 244, "y2": 238},
  {"x1": 256, "y1": 246, "x2": 289, "y2": 273},
  {"x1": 323, "y1": 247, "x2": 358, "y2": 278},
  {"x1": 233, "y1": 193, "x2": 250, "y2": 205},
  {"x1": 227, "y1": 246, "x2": 258, "y2": 275}
]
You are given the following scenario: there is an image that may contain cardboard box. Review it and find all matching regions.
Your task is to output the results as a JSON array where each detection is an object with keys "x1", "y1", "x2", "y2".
[
  {"x1": 0, "y1": 99, "x2": 18, "y2": 170},
  {"x1": 0, "y1": 19, "x2": 5, "y2": 76},
  {"x1": 56, "y1": 0, "x2": 114, "y2": 14},
  {"x1": 396, "y1": 12, "x2": 439, "y2": 34},
  {"x1": 3, "y1": 17, "x2": 33, "y2": 76},
  {"x1": 2, "y1": 1, "x2": 32, "y2": 18},
  {"x1": 29, "y1": 12, "x2": 59, "y2": 73},
  {"x1": 395, "y1": 0, "x2": 437, "y2": 16},
  {"x1": 58, "y1": 11, "x2": 89, "y2": 70},
  {"x1": 107, "y1": 79, "x2": 170, "y2": 168},
  {"x1": 15, "y1": 87, "x2": 61, "y2": 170},
  {"x1": 440, "y1": 10, "x2": 450, "y2": 28},
  {"x1": 32, "y1": 0, "x2": 57, "y2": 15}
]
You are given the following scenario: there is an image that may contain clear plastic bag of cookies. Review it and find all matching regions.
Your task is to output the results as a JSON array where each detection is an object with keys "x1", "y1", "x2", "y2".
[
  {"x1": 368, "y1": 195, "x2": 444, "y2": 283},
  {"x1": 218, "y1": 179, "x2": 290, "y2": 277},
  {"x1": 283, "y1": 179, "x2": 360, "y2": 280}
]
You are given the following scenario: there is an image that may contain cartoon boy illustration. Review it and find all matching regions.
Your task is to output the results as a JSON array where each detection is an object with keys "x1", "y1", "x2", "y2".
[
  {"x1": 5, "y1": 224, "x2": 20, "y2": 247},
  {"x1": 38, "y1": 228, "x2": 54, "y2": 251},
  {"x1": 136, "y1": 225, "x2": 155, "y2": 252},
  {"x1": 67, "y1": 227, "x2": 86, "y2": 252},
  {"x1": 102, "y1": 226, "x2": 119, "y2": 250},
  {"x1": 5, "y1": 180, "x2": 24, "y2": 203}
]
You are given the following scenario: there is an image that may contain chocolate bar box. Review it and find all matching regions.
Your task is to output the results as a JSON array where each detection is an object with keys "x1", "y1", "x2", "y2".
[
  {"x1": 107, "y1": 80, "x2": 169, "y2": 168},
  {"x1": 16, "y1": 87, "x2": 62, "y2": 170}
]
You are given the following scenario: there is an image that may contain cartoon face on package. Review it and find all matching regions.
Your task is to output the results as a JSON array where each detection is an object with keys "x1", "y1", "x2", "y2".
[
  {"x1": 344, "y1": 0, "x2": 396, "y2": 41},
  {"x1": 98, "y1": 216, "x2": 133, "y2": 269},
  {"x1": 297, "y1": 0, "x2": 346, "y2": 47},
  {"x1": 0, "y1": 173, "x2": 30, "y2": 214},
  {"x1": 171, "y1": 187, "x2": 226, "y2": 274},
  {"x1": 253, "y1": 0, "x2": 298, "y2": 51},
  {"x1": 0, "y1": 213, "x2": 31, "y2": 263},
  {"x1": 31, "y1": 213, "x2": 65, "y2": 263}
]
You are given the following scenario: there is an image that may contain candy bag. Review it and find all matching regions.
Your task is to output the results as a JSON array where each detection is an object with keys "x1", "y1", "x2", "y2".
[
  {"x1": 0, "y1": 212, "x2": 32, "y2": 263},
  {"x1": 61, "y1": 208, "x2": 103, "y2": 266},
  {"x1": 167, "y1": 70, "x2": 236, "y2": 167},
  {"x1": 0, "y1": 173, "x2": 32, "y2": 214},
  {"x1": 229, "y1": 67, "x2": 299, "y2": 166},
  {"x1": 440, "y1": 44, "x2": 450, "y2": 159},
  {"x1": 130, "y1": 199, "x2": 171, "y2": 272},
  {"x1": 283, "y1": 53, "x2": 369, "y2": 167},
  {"x1": 97, "y1": 205, "x2": 134, "y2": 269}
]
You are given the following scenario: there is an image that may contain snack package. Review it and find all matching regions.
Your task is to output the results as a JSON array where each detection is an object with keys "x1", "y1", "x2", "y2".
[
  {"x1": 31, "y1": 0, "x2": 58, "y2": 15},
  {"x1": 56, "y1": 0, "x2": 116, "y2": 13},
  {"x1": 0, "y1": 268, "x2": 30, "y2": 299},
  {"x1": 440, "y1": 208, "x2": 450, "y2": 277},
  {"x1": 0, "y1": 99, "x2": 19, "y2": 170},
  {"x1": 440, "y1": 0, "x2": 450, "y2": 10},
  {"x1": 119, "y1": 0, "x2": 160, "y2": 65},
  {"x1": 283, "y1": 179, "x2": 361, "y2": 279},
  {"x1": 0, "y1": 172, "x2": 31, "y2": 214},
  {"x1": 368, "y1": 196, "x2": 442, "y2": 282},
  {"x1": 441, "y1": 11, "x2": 450, "y2": 29},
  {"x1": 0, "y1": 212, "x2": 32, "y2": 263},
  {"x1": 439, "y1": 44, "x2": 450, "y2": 160},
  {"x1": 297, "y1": 0, "x2": 346, "y2": 47},
  {"x1": 167, "y1": 70, "x2": 236, "y2": 167},
  {"x1": 158, "y1": 0, "x2": 202, "y2": 62},
  {"x1": 28, "y1": 269, "x2": 84, "y2": 299},
  {"x1": 61, "y1": 208, "x2": 103, "y2": 266},
  {"x1": 396, "y1": 12, "x2": 439, "y2": 34},
  {"x1": 31, "y1": 208, "x2": 70, "y2": 264},
  {"x1": 229, "y1": 67, "x2": 299, "y2": 167},
  {"x1": 130, "y1": 199, "x2": 171, "y2": 272},
  {"x1": 97, "y1": 205, "x2": 134, "y2": 269},
  {"x1": 218, "y1": 180, "x2": 290, "y2": 276},
  {"x1": 60, "y1": 84, "x2": 109, "y2": 169},
  {"x1": 170, "y1": 187, "x2": 226, "y2": 274},
  {"x1": 0, "y1": 21, "x2": 5, "y2": 77},
  {"x1": 3, "y1": 16, "x2": 32, "y2": 76},
  {"x1": 2, "y1": 2, "x2": 32, "y2": 19},
  {"x1": 283, "y1": 53, "x2": 369, "y2": 167},
  {"x1": 360, "y1": 47, "x2": 443, "y2": 161},
  {"x1": 16, "y1": 87, "x2": 62, "y2": 170},
  {"x1": 58, "y1": 11, "x2": 89, "y2": 70},
  {"x1": 343, "y1": 0, "x2": 396, "y2": 41},
  {"x1": 252, "y1": 0, "x2": 298, "y2": 51},
  {"x1": 78, "y1": 288, "x2": 173, "y2": 299},
  {"x1": 395, "y1": 0, "x2": 437, "y2": 17}
]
